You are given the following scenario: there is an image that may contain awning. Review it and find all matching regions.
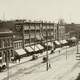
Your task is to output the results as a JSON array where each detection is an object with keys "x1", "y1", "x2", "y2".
[
  {"x1": 43, "y1": 50, "x2": 51, "y2": 54},
  {"x1": 60, "y1": 40, "x2": 67, "y2": 44},
  {"x1": 25, "y1": 46, "x2": 34, "y2": 52},
  {"x1": 15, "y1": 49, "x2": 26, "y2": 55},
  {"x1": 0, "y1": 57, "x2": 2, "y2": 59},
  {"x1": 45, "y1": 42, "x2": 53, "y2": 46},
  {"x1": 54, "y1": 41, "x2": 60, "y2": 45},
  {"x1": 31, "y1": 45, "x2": 39, "y2": 51},
  {"x1": 70, "y1": 37, "x2": 77, "y2": 41},
  {"x1": 36, "y1": 44, "x2": 44, "y2": 50}
]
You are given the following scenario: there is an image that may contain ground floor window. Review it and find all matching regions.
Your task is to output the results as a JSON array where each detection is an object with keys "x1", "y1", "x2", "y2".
[{"x1": 0, "y1": 52, "x2": 2, "y2": 63}]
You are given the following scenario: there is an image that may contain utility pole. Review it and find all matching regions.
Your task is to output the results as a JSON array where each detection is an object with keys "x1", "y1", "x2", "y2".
[
  {"x1": 57, "y1": 22, "x2": 59, "y2": 41},
  {"x1": 34, "y1": 23, "x2": 36, "y2": 54},
  {"x1": 7, "y1": 51, "x2": 9, "y2": 80},
  {"x1": 76, "y1": 32, "x2": 79, "y2": 54},
  {"x1": 76, "y1": 32, "x2": 80, "y2": 60},
  {"x1": 46, "y1": 24, "x2": 49, "y2": 71}
]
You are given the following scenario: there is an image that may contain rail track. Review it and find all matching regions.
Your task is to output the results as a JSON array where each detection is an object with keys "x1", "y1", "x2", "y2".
[{"x1": 2, "y1": 46, "x2": 78, "y2": 80}]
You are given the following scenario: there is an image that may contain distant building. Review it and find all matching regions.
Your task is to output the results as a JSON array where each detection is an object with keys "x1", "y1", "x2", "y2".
[
  {"x1": 65, "y1": 23, "x2": 80, "y2": 39},
  {"x1": 57, "y1": 21, "x2": 66, "y2": 41},
  {"x1": 0, "y1": 20, "x2": 66, "y2": 59}
]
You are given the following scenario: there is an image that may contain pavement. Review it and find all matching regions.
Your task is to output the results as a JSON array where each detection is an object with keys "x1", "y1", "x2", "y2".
[
  {"x1": 9, "y1": 50, "x2": 51, "y2": 67},
  {"x1": 5, "y1": 45, "x2": 80, "y2": 80},
  {"x1": 0, "y1": 45, "x2": 80, "y2": 80},
  {"x1": 2, "y1": 46, "x2": 69, "y2": 68}
]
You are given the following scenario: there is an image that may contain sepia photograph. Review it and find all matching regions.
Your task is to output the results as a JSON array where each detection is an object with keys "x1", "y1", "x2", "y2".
[{"x1": 0, "y1": 0, "x2": 80, "y2": 80}]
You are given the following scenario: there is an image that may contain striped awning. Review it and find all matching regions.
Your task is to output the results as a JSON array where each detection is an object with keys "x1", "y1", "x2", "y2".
[
  {"x1": 60, "y1": 40, "x2": 67, "y2": 44},
  {"x1": 70, "y1": 37, "x2": 77, "y2": 41},
  {"x1": 45, "y1": 42, "x2": 53, "y2": 46},
  {"x1": 54, "y1": 41, "x2": 60, "y2": 45},
  {"x1": 31, "y1": 45, "x2": 39, "y2": 51},
  {"x1": 25, "y1": 46, "x2": 34, "y2": 52},
  {"x1": 36, "y1": 44, "x2": 44, "y2": 50},
  {"x1": 15, "y1": 49, "x2": 26, "y2": 55}
]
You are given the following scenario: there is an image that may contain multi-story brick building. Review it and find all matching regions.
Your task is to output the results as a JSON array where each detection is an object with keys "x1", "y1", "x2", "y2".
[
  {"x1": 0, "y1": 19, "x2": 66, "y2": 61},
  {"x1": 15, "y1": 20, "x2": 58, "y2": 54}
]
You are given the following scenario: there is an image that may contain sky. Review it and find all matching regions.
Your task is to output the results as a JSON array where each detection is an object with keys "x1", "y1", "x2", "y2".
[{"x1": 0, "y1": 0, "x2": 80, "y2": 23}]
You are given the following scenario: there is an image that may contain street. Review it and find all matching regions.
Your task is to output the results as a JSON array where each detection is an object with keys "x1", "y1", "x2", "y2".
[{"x1": 1, "y1": 45, "x2": 80, "y2": 80}]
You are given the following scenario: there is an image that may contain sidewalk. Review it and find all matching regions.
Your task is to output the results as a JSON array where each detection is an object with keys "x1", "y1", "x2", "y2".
[
  {"x1": 1, "y1": 45, "x2": 77, "y2": 70},
  {"x1": 9, "y1": 56, "x2": 32, "y2": 68},
  {"x1": 9, "y1": 45, "x2": 75, "y2": 68},
  {"x1": 9, "y1": 50, "x2": 52, "y2": 68}
]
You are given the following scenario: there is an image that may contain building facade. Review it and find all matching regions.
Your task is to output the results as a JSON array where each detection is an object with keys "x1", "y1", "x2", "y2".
[
  {"x1": 0, "y1": 30, "x2": 13, "y2": 66},
  {"x1": 15, "y1": 21, "x2": 58, "y2": 50},
  {"x1": 57, "y1": 20, "x2": 66, "y2": 41},
  {"x1": 0, "y1": 20, "x2": 66, "y2": 63}
]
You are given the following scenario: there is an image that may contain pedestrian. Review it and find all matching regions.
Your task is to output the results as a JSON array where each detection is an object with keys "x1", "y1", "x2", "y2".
[
  {"x1": 59, "y1": 50, "x2": 60, "y2": 54},
  {"x1": 18, "y1": 56, "x2": 21, "y2": 63},
  {"x1": 49, "y1": 63, "x2": 51, "y2": 68}
]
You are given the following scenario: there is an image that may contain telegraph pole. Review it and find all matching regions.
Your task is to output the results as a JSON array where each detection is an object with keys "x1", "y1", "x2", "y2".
[
  {"x1": 76, "y1": 32, "x2": 79, "y2": 54},
  {"x1": 7, "y1": 51, "x2": 9, "y2": 80},
  {"x1": 34, "y1": 23, "x2": 36, "y2": 54},
  {"x1": 46, "y1": 24, "x2": 49, "y2": 71},
  {"x1": 76, "y1": 32, "x2": 79, "y2": 60}
]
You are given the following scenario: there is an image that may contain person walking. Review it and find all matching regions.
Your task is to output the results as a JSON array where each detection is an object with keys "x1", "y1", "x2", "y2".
[
  {"x1": 49, "y1": 62, "x2": 52, "y2": 69},
  {"x1": 59, "y1": 50, "x2": 60, "y2": 54},
  {"x1": 18, "y1": 56, "x2": 21, "y2": 63}
]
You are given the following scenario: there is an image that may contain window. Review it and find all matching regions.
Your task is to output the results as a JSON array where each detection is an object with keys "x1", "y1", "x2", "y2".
[
  {"x1": 0, "y1": 52, "x2": 2, "y2": 57},
  {"x1": 14, "y1": 43, "x2": 17, "y2": 48},
  {"x1": 0, "y1": 40, "x2": 2, "y2": 48}
]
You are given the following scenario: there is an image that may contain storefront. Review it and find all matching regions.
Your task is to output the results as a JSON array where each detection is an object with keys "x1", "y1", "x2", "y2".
[
  {"x1": 14, "y1": 48, "x2": 26, "y2": 57},
  {"x1": 0, "y1": 29, "x2": 13, "y2": 67},
  {"x1": 54, "y1": 41, "x2": 61, "y2": 48},
  {"x1": 25, "y1": 46, "x2": 34, "y2": 55},
  {"x1": 60, "y1": 40, "x2": 68, "y2": 47}
]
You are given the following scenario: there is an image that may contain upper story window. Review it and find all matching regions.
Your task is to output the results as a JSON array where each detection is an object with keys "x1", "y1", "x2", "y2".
[
  {"x1": 35, "y1": 24, "x2": 40, "y2": 30},
  {"x1": 4, "y1": 39, "x2": 11, "y2": 47},
  {"x1": 15, "y1": 25, "x2": 22, "y2": 32},
  {"x1": 30, "y1": 24, "x2": 35, "y2": 30},
  {"x1": 24, "y1": 25, "x2": 29, "y2": 30},
  {"x1": 0, "y1": 52, "x2": 2, "y2": 57}
]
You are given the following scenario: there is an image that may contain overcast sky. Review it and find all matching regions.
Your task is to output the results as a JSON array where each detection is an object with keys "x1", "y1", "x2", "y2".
[{"x1": 0, "y1": 0, "x2": 80, "y2": 23}]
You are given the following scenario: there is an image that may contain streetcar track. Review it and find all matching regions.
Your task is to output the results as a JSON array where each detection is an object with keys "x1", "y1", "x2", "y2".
[
  {"x1": 2, "y1": 47, "x2": 76, "y2": 80},
  {"x1": 9, "y1": 46, "x2": 76, "y2": 69},
  {"x1": 10, "y1": 46, "x2": 75, "y2": 69},
  {"x1": 58, "y1": 62, "x2": 80, "y2": 80},
  {"x1": 2, "y1": 46, "x2": 77, "y2": 80}
]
